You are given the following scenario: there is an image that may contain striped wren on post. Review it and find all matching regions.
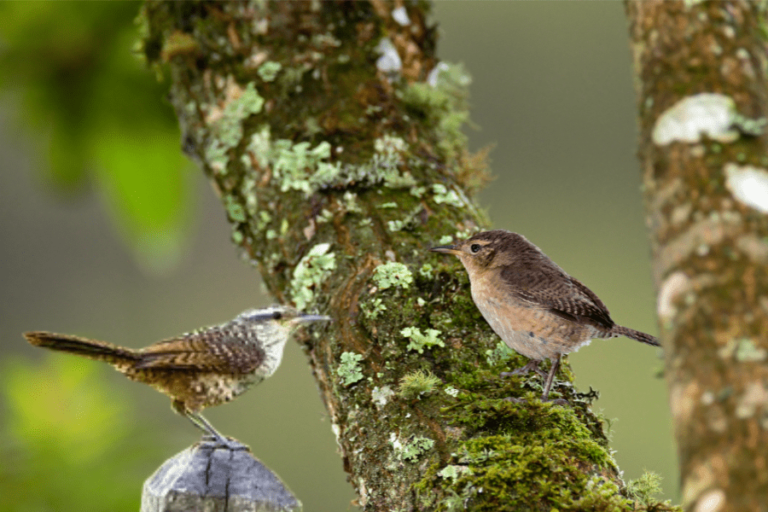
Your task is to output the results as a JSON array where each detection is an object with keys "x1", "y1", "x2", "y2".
[
  {"x1": 24, "y1": 306, "x2": 330, "y2": 446},
  {"x1": 431, "y1": 230, "x2": 659, "y2": 402}
]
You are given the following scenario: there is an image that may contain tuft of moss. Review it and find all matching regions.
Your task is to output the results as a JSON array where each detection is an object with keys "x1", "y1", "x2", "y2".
[
  {"x1": 626, "y1": 471, "x2": 663, "y2": 506},
  {"x1": 398, "y1": 369, "x2": 442, "y2": 400}
]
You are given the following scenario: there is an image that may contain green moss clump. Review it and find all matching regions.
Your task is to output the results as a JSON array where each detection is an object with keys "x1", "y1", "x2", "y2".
[{"x1": 398, "y1": 370, "x2": 441, "y2": 400}]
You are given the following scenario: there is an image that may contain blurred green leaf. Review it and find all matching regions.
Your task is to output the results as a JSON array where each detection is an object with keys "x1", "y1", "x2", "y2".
[
  {"x1": 0, "y1": 1, "x2": 194, "y2": 272},
  {"x1": 0, "y1": 355, "x2": 160, "y2": 512}
]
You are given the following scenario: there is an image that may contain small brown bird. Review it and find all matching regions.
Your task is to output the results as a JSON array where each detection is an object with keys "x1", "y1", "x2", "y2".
[
  {"x1": 431, "y1": 230, "x2": 659, "y2": 402},
  {"x1": 24, "y1": 306, "x2": 330, "y2": 445}
]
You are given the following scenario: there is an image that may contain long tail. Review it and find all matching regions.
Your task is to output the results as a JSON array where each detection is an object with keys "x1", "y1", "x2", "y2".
[
  {"x1": 24, "y1": 331, "x2": 140, "y2": 366},
  {"x1": 612, "y1": 325, "x2": 660, "y2": 347}
]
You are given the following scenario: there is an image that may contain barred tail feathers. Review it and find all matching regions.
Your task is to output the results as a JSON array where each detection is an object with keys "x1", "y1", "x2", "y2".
[
  {"x1": 24, "y1": 331, "x2": 139, "y2": 366},
  {"x1": 612, "y1": 325, "x2": 660, "y2": 347}
]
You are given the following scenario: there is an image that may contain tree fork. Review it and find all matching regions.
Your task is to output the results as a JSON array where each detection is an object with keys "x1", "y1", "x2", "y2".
[{"x1": 143, "y1": 1, "x2": 669, "y2": 509}]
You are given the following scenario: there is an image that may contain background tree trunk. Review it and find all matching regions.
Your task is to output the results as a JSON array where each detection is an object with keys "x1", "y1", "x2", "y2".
[
  {"x1": 143, "y1": 1, "x2": 671, "y2": 509},
  {"x1": 626, "y1": 1, "x2": 768, "y2": 511}
]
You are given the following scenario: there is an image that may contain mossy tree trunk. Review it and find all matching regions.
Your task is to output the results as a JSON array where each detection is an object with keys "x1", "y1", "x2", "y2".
[
  {"x1": 143, "y1": 2, "x2": 668, "y2": 510},
  {"x1": 626, "y1": 1, "x2": 768, "y2": 511}
]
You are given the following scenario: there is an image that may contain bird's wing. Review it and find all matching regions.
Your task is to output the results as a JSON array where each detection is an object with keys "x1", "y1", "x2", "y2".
[
  {"x1": 135, "y1": 328, "x2": 265, "y2": 374},
  {"x1": 500, "y1": 265, "x2": 615, "y2": 331}
]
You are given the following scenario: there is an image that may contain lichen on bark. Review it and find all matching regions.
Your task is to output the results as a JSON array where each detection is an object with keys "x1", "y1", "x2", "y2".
[{"x1": 142, "y1": 1, "x2": 674, "y2": 509}]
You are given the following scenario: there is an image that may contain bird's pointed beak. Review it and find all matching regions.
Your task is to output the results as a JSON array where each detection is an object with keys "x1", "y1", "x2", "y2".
[
  {"x1": 430, "y1": 244, "x2": 459, "y2": 255},
  {"x1": 296, "y1": 313, "x2": 332, "y2": 324}
]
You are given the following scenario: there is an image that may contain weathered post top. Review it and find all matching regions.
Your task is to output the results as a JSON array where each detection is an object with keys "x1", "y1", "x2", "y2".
[{"x1": 141, "y1": 439, "x2": 302, "y2": 512}]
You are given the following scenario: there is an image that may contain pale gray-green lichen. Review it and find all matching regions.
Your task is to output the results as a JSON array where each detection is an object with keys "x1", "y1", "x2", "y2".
[
  {"x1": 432, "y1": 183, "x2": 463, "y2": 208},
  {"x1": 257, "y1": 61, "x2": 282, "y2": 82},
  {"x1": 372, "y1": 262, "x2": 414, "y2": 290},
  {"x1": 735, "y1": 338, "x2": 767, "y2": 362},
  {"x1": 205, "y1": 80, "x2": 264, "y2": 174},
  {"x1": 290, "y1": 243, "x2": 336, "y2": 310},
  {"x1": 438, "y1": 465, "x2": 471, "y2": 482},
  {"x1": 224, "y1": 195, "x2": 247, "y2": 223},
  {"x1": 401, "y1": 327, "x2": 445, "y2": 354},
  {"x1": 485, "y1": 341, "x2": 515, "y2": 365},
  {"x1": 361, "y1": 297, "x2": 386, "y2": 319},
  {"x1": 390, "y1": 433, "x2": 435, "y2": 462},
  {"x1": 337, "y1": 351, "x2": 364, "y2": 386}
]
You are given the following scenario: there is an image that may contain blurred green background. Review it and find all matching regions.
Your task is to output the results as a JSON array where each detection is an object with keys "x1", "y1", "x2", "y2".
[{"x1": 0, "y1": 2, "x2": 676, "y2": 510}]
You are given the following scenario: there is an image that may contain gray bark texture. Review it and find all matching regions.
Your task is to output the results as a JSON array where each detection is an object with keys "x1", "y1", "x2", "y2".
[
  {"x1": 141, "y1": 439, "x2": 301, "y2": 512},
  {"x1": 141, "y1": 1, "x2": 675, "y2": 510},
  {"x1": 626, "y1": 1, "x2": 768, "y2": 511}
]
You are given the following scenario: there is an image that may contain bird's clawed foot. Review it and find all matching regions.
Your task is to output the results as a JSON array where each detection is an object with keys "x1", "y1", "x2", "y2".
[
  {"x1": 500, "y1": 360, "x2": 547, "y2": 379},
  {"x1": 200, "y1": 434, "x2": 248, "y2": 451},
  {"x1": 502, "y1": 396, "x2": 569, "y2": 406}
]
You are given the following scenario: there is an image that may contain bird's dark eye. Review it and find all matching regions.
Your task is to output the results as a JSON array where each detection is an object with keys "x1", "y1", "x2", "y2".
[
  {"x1": 272, "y1": 311, "x2": 283, "y2": 320},
  {"x1": 470, "y1": 244, "x2": 481, "y2": 253}
]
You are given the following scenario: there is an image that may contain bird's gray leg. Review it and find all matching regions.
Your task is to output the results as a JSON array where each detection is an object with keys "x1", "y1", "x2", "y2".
[
  {"x1": 172, "y1": 400, "x2": 240, "y2": 449},
  {"x1": 540, "y1": 355, "x2": 568, "y2": 405}
]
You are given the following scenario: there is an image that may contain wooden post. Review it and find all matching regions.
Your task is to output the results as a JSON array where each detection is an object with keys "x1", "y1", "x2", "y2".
[{"x1": 141, "y1": 438, "x2": 302, "y2": 512}]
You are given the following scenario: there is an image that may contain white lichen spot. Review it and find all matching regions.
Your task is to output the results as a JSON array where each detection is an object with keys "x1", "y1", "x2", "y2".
[
  {"x1": 724, "y1": 163, "x2": 768, "y2": 214},
  {"x1": 372, "y1": 385, "x2": 395, "y2": 409},
  {"x1": 376, "y1": 37, "x2": 402, "y2": 78},
  {"x1": 444, "y1": 386, "x2": 459, "y2": 398},
  {"x1": 694, "y1": 489, "x2": 725, "y2": 512},
  {"x1": 734, "y1": 338, "x2": 767, "y2": 362},
  {"x1": 438, "y1": 235, "x2": 453, "y2": 245},
  {"x1": 652, "y1": 93, "x2": 739, "y2": 145},
  {"x1": 427, "y1": 62, "x2": 451, "y2": 87},
  {"x1": 735, "y1": 382, "x2": 768, "y2": 419},
  {"x1": 372, "y1": 262, "x2": 413, "y2": 290},
  {"x1": 290, "y1": 243, "x2": 336, "y2": 310},
  {"x1": 391, "y1": 6, "x2": 410, "y2": 26},
  {"x1": 658, "y1": 272, "x2": 690, "y2": 321}
]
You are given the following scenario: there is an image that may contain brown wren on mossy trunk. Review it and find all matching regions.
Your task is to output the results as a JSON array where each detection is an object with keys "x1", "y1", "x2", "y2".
[
  {"x1": 24, "y1": 306, "x2": 330, "y2": 446},
  {"x1": 432, "y1": 230, "x2": 659, "y2": 403}
]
